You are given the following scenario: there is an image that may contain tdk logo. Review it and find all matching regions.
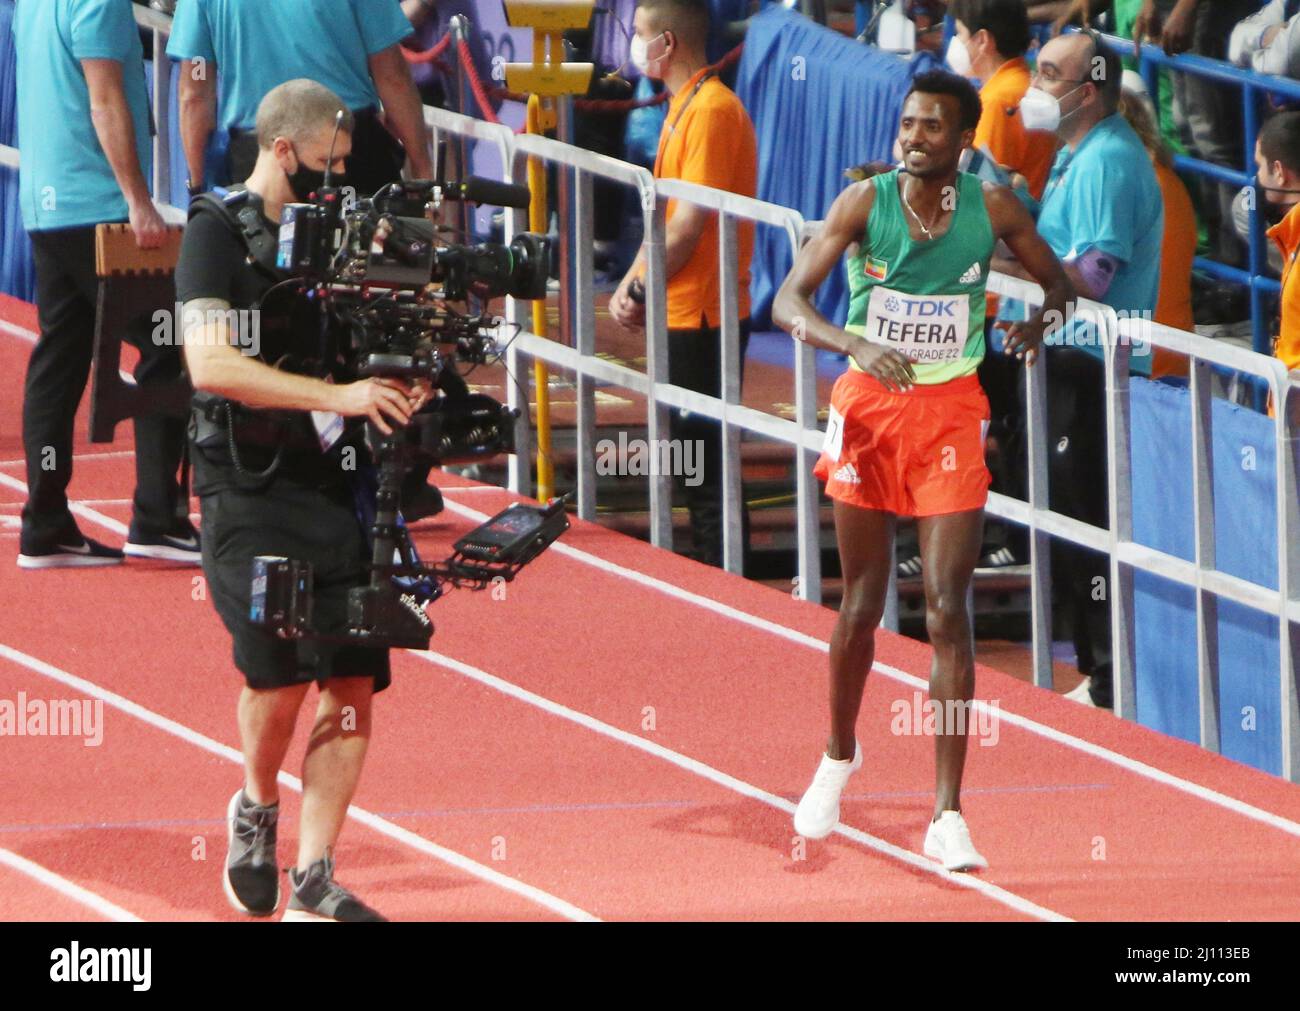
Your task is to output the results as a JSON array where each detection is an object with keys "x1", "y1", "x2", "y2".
[
  {"x1": 890, "y1": 297, "x2": 958, "y2": 317},
  {"x1": 49, "y1": 942, "x2": 151, "y2": 991}
]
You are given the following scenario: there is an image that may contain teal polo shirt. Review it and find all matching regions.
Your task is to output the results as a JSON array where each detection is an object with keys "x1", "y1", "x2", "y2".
[
  {"x1": 13, "y1": 0, "x2": 153, "y2": 231},
  {"x1": 1000, "y1": 114, "x2": 1163, "y2": 375},
  {"x1": 166, "y1": 0, "x2": 414, "y2": 133}
]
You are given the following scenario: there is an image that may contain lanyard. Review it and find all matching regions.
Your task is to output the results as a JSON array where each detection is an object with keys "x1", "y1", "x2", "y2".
[{"x1": 654, "y1": 72, "x2": 716, "y2": 177}]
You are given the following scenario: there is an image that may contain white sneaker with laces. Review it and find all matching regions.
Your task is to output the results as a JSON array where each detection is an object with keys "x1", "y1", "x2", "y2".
[
  {"x1": 793, "y1": 744, "x2": 862, "y2": 840},
  {"x1": 924, "y1": 810, "x2": 988, "y2": 871}
]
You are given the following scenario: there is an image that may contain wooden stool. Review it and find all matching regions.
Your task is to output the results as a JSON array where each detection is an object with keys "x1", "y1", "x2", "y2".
[{"x1": 88, "y1": 222, "x2": 193, "y2": 443}]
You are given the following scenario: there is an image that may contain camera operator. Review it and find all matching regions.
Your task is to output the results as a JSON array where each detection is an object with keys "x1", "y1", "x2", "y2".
[{"x1": 178, "y1": 80, "x2": 429, "y2": 922}]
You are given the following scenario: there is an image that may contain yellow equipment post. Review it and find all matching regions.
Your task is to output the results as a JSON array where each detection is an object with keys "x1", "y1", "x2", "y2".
[
  {"x1": 503, "y1": 1, "x2": 596, "y2": 502},
  {"x1": 525, "y1": 95, "x2": 554, "y2": 502}
]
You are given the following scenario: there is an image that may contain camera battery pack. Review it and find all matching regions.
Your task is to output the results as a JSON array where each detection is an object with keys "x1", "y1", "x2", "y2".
[
  {"x1": 249, "y1": 556, "x2": 313, "y2": 637},
  {"x1": 454, "y1": 502, "x2": 569, "y2": 564}
]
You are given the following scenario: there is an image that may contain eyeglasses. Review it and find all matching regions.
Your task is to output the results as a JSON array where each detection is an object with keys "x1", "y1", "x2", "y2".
[{"x1": 1032, "y1": 66, "x2": 1090, "y2": 85}]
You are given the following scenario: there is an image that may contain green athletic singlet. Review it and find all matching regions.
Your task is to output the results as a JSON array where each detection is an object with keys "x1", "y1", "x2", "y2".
[{"x1": 845, "y1": 169, "x2": 995, "y2": 385}]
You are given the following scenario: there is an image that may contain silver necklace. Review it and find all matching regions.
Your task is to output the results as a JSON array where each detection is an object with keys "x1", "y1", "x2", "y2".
[{"x1": 901, "y1": 177, "x2": 946, "y2": 240}]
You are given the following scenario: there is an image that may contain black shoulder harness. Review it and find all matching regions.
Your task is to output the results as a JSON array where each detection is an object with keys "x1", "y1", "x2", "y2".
[{"x1": 190, "y1": 187, "x2": 282, "y2": 281}]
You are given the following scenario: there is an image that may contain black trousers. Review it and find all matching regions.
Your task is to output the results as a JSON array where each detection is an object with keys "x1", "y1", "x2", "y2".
[
  {"x1": 667, "y1": 315, "x2": 751, "y2": 569},
  {"x1": 1046, "y1": 349, "x2": 1113, "y2": 704},
  {"x1": 23, "y1": 226, "x2": 186, "y2": 547}
]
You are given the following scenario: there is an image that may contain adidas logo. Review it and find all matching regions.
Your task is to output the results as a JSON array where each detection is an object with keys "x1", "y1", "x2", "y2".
[
  {"x1": 833, "y1": 462, "x2": 861, "y2": 485},
  {"x1": 958, "y1": 262, "x2": 982, "y2": 284}
]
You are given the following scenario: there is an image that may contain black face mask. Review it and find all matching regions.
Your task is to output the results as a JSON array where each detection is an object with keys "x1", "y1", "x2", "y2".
[
  {"x1": 1256, "y1": 173, "x2": 1300, "y2": 215},
  {"x1": 286, "y1": 148, "x2": 346, "y2": 202}
]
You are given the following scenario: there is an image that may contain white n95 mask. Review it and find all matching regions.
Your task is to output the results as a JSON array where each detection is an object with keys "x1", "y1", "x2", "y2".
[
  {"x1": 946, "y1": 36, "x2": 973, "y2": 77},
  {"x1": 1018, "y1": 86, "x2": 1061, "y2": 132},
  {"x1": 629, "y1": 35, "x2": 649, "y2": 73}
]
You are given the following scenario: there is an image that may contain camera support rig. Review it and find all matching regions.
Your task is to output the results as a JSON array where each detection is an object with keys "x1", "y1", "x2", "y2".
[{"x1": 246, "y1": 175, "x2": 565, "y2": 651}]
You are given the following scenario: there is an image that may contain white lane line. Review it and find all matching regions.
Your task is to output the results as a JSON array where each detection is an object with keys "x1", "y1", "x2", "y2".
[
  {"x1": 0, "y1": 644, "x2": 600, "y2": 923},
  {"x1": 0, "y1": 452, "x2": 138, "y2": 469},
  {"x1": 0, "y1": 319, "x2": 36, "y2": 344},
  {"x1": 0, "y1": 846, "x2": 143, "y2": 922},
  {"x1": 0, "y1": 472, "x2": 128, "y2": 537},
  {"x1": 439, "y1": 498, "x2": 1300, "y2": 841},
  {"x1": 415, "y1": 648, "x2": 1068, "y2": 922}
]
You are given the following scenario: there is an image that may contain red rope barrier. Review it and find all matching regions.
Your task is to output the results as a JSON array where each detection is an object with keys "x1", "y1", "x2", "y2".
[
  {"x1": 402, "y1": 31, "x2": 452, "y2": 65},
  {"x1": 458, "y1": 37, "x2": 501, "y2": 125}
]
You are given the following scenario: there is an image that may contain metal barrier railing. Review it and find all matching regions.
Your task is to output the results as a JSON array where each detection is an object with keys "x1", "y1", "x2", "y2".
[
  {"x1": 1097, "y1": 30, "x2": 1300, "y2": 362},
  {"x1": 990, "y1": 271, "x2": 1300, "y2": 780},
  {"x1": 424, "y1": 106, "x2": 825, "y2": 601}
]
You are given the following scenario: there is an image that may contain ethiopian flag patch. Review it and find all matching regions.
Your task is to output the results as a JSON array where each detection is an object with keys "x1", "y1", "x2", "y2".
[{"x1": 863, "y1": 256, "x2": 888, "y2": 281}]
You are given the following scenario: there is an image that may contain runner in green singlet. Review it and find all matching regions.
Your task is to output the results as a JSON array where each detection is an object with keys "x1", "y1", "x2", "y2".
[{"x1": 774, "y1": 71, "x2": 1072, "y2": 871}]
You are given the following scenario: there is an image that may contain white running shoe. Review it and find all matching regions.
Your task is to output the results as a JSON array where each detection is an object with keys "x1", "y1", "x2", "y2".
[
  {"x1": 924, "y1": 810, "x2": 988, "y2": 872},
  {"x1": 1064, "y1": 678, "x2": 1096, "y2": 706},
  {"x1": 793, "y1": 744, "x2": 862, "y2": 840}
]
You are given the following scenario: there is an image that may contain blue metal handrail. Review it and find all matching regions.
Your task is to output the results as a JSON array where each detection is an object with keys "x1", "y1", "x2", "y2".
[{"x1": 1098, "y1": 31, "x2": 1300, "y2": 358}]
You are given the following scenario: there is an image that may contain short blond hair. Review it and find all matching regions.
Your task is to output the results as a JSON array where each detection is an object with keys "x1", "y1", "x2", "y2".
[{"x1": 255, "y1": 79, "x2": 353, "y2": 150}]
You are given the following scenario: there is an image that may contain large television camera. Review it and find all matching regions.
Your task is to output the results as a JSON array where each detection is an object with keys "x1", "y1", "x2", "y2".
[{"x1": 247, "y1": 173, "x2": 567, "y2": 652}]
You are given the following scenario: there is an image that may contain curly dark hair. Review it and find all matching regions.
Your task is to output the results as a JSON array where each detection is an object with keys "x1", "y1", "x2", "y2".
[{"x1": 905, "y1": 70, "x2": 983, "y2": 133}]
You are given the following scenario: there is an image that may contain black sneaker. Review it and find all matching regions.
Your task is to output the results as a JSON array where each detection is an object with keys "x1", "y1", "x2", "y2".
[
  {"x1": 896, "y1": 554, "x2": 923, "y2": 578},
  {"x1": 223, "y1": 789, "x2": 280, "y2": 916},
  {"x1": 18, "y1": 532, "x2": 124, "y2": 570},
  {"x1": 283, "y1": 851, "x2": 386, "y2": 922},
  {"x1": 975, "y1": 546, "x2": 1028, "y2": 574},
  {"x1": 124, "y1": 520, "x2": 202, "y2": 564}
]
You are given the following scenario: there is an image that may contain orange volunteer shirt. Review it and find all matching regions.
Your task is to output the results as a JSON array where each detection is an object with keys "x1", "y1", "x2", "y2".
[
  {"x1": 974, "y1": 57, "x2": 1056, "y2": 201},
  {"x1": 654, "y1": 67, "x2": 758, "y2": 330},
  {"x1": 1269, "y1": 199, "x2": 1300, "y2": 374},
  {"x1": 1150, "y1": 159, "x2": 1196, "y2": 378}
]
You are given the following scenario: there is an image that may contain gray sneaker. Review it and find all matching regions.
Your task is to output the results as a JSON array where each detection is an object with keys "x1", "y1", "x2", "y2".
[
  {"x1": 223, "y1": 789, "x2": 280, "y2": 916},
  {"x1": 283, "y1": 851, "x2": 386, "y2": 922}
]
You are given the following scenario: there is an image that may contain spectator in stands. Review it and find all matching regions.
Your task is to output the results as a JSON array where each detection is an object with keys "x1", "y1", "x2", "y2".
[
  {"x1": 1255, "y1": 111, "x2": 1300, "y2": 374},
  {"x1": 11, "y1": 0, "x2": 195, "y2": 569},
  {"x1": 1119, "y1": 74, "x2": 1195, "y2": 378},
  {"x1": 907, "y1": 0, "x2": 950, "y2": 55},
  {"x1": 608, "y1": 0, "x2": 757, "y2": 570},
  {"x1": 949, "y1": 0, "x2": 1059, "y2": 200},
  {"x1": 1138, "y1": 0, "x2": 1259, "y2": 272},
  {"x1": 1230, "y1": 1, "x2": 1300, "y2": 80},
  {"x1": 994, "y1": 30, "x2": 1162, "y2": 709},
  {"x1": 168, "y1": 0, "x2": 432, "y2": 197}
]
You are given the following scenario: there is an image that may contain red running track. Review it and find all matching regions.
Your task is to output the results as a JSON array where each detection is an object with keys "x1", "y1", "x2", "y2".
[{"x1": 1, "y1": 293, "x2": 1299, "y2": 921}]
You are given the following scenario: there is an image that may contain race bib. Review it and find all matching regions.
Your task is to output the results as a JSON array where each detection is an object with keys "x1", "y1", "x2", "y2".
[
  {"x1": 864, "y1": 285, "x2": 970, "y2": 364},
  {"x1": 822, "y1": 406, "x2": 845, "y2": 461}
]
